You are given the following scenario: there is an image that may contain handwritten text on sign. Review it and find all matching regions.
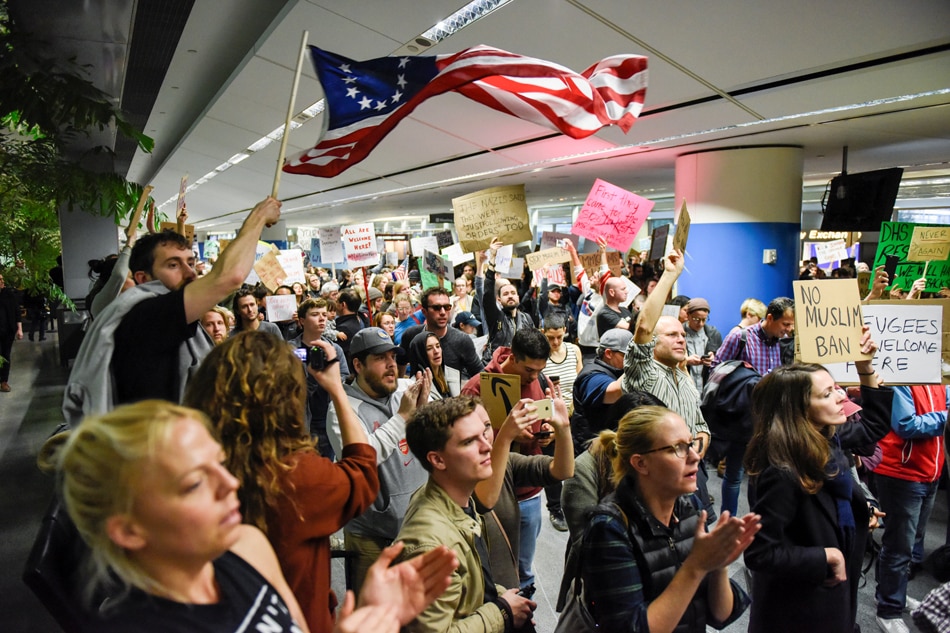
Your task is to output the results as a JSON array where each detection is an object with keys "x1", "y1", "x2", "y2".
[
  {"x1": 873, "y1": 222, "x2": 950, "y2": 292},
  {"x1": 524, "y1": 247, "x2": 571, "y2": 271},
  {"x1": 572, "y1": 178, "x2": 654, "y2": 252},
  {"x1": 824, "y1": 303, "x2": 943, "y2": 385},
  {"x1": 908, "y1": 226, "x2": 950, "y2": 262},
  {"x1": 793, "y1": 279, "x2": 868, "y2": 364},
  {"x1": 342, "y1": 223, "x2": 380, "y2": 269},
  {"x1": 453, "y1": 185, "x2": 532, "y2": 253},
  {"x1": 318, "y1": 227, "x2": 344, "y2": 264}
]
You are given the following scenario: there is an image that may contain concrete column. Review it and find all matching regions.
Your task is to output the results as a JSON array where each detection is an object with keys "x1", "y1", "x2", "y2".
[{"x1": 675, "y1": 146, "x2": 803, "y2": 334}]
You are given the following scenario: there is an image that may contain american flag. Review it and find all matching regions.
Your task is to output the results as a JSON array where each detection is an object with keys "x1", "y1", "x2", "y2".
[
  {"x1": 391, "y1": 255, "x2": 409, "y2": 281},
  {"x1": 284, "y1": 45, "x2": 648, "y2": 178}
]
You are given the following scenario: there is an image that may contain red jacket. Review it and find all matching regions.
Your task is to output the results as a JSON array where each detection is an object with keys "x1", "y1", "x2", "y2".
[{"x1": 875, "y1": 385, "x2": 947, "y2": 483}]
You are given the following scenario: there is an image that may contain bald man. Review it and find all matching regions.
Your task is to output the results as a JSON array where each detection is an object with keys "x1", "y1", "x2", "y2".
[{"x1": 595, "y1": 276, "x2": 633, "y2": 336}]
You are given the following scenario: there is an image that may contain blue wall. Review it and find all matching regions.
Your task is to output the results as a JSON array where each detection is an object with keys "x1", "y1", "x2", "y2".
[{"x1": 677, "y1": 222, "x2": 800, "y2": 335}]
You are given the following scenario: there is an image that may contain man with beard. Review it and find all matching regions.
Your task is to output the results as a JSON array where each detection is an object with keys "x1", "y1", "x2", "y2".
[
  {"x1": 63, "y1": 197, "x2": 282, "y2": 425},
  {"x1": 482, "y1": 237, "x2": 535, "y2": 362},
  {"x1": 327, "y1": 327, "x2": 431, "y2": 594},
  {"x1": 199, "y1": 306, "x2": 229, "y2": 344},
  {"x1": 399, "y1": 287, "x2": 484, "y2": 382}
]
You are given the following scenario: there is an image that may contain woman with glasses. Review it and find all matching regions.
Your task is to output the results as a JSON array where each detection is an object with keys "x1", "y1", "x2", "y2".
[
  {"x1": 577, "y1": 405, "x2": 759, "y2": 633},
  {"x1": 743, "y1": 330, "x2": 892, "y2": 633}
]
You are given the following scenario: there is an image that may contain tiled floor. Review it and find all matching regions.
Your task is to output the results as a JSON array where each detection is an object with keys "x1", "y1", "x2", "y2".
[{"x1": 1, "y1": 332, "x2": 947, "y2": 631}]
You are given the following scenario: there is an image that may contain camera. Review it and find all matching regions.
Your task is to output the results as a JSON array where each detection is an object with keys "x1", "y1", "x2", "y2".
[{"x1": 294, "y1": 346, "x2": 328, "y2": 371}]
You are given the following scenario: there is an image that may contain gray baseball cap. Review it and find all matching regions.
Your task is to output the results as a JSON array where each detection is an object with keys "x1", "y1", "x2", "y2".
[
  {"x1": 349, "y1": 327, "x2": 398, "y2": 357},
  {"x1": 597, "y1": 328, "x2": 632, "y2": 355}
]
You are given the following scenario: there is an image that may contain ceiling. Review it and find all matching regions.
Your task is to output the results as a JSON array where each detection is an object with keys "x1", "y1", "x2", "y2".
[{"x1": 10, "y1": 0, "x2": 950, "y2": 233}]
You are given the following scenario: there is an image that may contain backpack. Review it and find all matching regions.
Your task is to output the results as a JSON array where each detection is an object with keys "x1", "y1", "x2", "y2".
[{"x1": 700, "y1": 330, "x2": 761, "y2": 442}]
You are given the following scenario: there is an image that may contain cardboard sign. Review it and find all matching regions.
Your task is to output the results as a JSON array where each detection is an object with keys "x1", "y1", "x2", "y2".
[
  {"x1": 277, "y1": 249, "x2": 306, "y2": 285},
  {"x1": 540, "y1": 231, "x2": 579, "y2": 251},
  {"x1": 410, "y1": 236, "x2": 439, "y2": 257},
  {"x1": 794, "y1": 279, "x2": 869, "y2": 364},
  {"x1": 423, "y1": 250, "x2": 454, "y2": 281},
  {"x1": 453, "y1": 185, "x2": 533, "y2": 252},
  {"x1": 825, "y1": 303, "x2": 943, "y2": 385},
  {"x1": 572, "y1": 178, "x2": 654, "y2": 252},
  {"x1": 253, "y1": 250, "x2": 288, "y2": 292},
  {"x1": 575, "y1": 251, "x2": 623, "y2": 280},
  {"x1": 524, "y1": 247, "x2": 571, "y2": 271},
  {"x1": 160, "y1": 221, "x2": 195, "y2": 244},
  {"x1": 318, "y1": 227, "x2": 344, "y2": 264},
  {"x1": 342, "y1": 223, "x2": 380, "y2": 269},
  {"x1": 908, "y1": 226, "x2": 950, "y2": 262},
  {"x1": 265, "y1": 294, "x2": 298, "y2": 323},
  {"x1": 480, "y1": 373, "x2": 520, "y2": 429},
  {"x1": 873, "y1": 222, "x2": 950, "y2": 292},
  {"x1": 814, "y1": 239, "x2": 850, "y2": 265},
  {"x1": 672, "y1": 200, "x2": 690, "y2": 254}
]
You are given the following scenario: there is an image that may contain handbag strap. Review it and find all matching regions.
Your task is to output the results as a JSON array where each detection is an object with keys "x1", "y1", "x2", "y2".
[{"x1": 573, "y1": 502, "x2": 629, "y2": 595}]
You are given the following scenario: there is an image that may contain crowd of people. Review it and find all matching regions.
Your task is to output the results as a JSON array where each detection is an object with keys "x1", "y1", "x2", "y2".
[{"x1": 16, "y1": 198, "x2": 950, "y2": 633}]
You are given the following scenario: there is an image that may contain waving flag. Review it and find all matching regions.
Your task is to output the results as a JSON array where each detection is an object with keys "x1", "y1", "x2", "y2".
[
  {"x1": 391, "y1": 255, "x2": 409, "y2": 281},
  {"x1": 284, "y1": 45, "x2": 648, "y2": 178}
]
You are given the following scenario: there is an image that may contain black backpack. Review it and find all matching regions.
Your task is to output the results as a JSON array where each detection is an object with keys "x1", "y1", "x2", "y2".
[{"x1": 700, "y1": 330, "x2": 761, "y2": 442}]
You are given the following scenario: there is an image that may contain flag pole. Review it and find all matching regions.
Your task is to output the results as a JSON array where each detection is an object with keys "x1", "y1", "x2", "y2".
[{"x1": 272, "y1": 30, "x2": 310, "y2": 199}]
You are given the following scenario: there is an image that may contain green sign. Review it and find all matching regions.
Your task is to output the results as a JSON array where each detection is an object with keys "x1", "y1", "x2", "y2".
[
  {"x1": 873, "y1": 222, "x2": 950, "y2": 292},
  {"x1": 416, "y1": 257, "x2": 452, "y2": 291}
]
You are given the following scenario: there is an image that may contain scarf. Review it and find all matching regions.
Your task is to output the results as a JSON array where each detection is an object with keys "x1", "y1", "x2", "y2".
[{"x1": 824, "y1": 434, "x2": 856, "y2": 554}]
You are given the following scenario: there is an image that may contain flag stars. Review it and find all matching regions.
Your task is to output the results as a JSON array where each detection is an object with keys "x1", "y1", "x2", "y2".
[
  {"x1": 396, "y1": 74, "x2": 407, "y2": 89},
  {"x1": 375, "y1": 100, "x2": 388, "y2": 111},
  {"x1": 346, "y1": 87, "x2": 359, "y2": 99},
  {"x1": 342, "y1": 76, "x2": 358, "y2": 85},
  {"x1": 398, "y1": 57, "x2": 410, "y2": 69},
  {"x1": 391, "y1": 90, "x2": 403, "y2": 103},
  {"x1": 338, "y1": 63, "x2": 351, "y2": 74},
  {"x1": 358, "y1": 95, "x2": 373, "y2": 110}
]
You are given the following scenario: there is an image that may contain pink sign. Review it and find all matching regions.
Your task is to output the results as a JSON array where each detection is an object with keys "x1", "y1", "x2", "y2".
[{"x1": 572, "y1": 178, "x2": 654, "y2": 252}]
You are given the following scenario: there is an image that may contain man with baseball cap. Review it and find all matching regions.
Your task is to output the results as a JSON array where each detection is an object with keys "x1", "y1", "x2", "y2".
[
  {"x1": 570, "y1": 328, "x2": 632, "y2": 451},
  {"x1": 454, "y1": 310, "x2": 481, "y2": 335},
  {"x1": 326, "y1": 326, "x2": 431, "y2": 593},
  {"x1": 683, "y1": 297, "x2": 723, "y2": 393}
]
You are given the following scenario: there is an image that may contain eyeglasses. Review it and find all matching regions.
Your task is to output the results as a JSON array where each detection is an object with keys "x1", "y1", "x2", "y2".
[
  {"x1": 427, "y1": 304, "x2": 451, "y2": 311},
  {"x1": 640, "y1": 436, "x2": 704, "y2": 458},
  {"x1": 689, "y1": 317, "x2": 707, "y2": 324}
]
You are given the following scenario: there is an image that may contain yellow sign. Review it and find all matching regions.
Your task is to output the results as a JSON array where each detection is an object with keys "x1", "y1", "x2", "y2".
[
  {"x1": 793, "y1": 279, "x2": 869, "y2": 364},
  {"x1": 908, "y1": 226, "x2": 950, "y2": 262},
  {"x1": 453, "y1": 185, "x2": 533, "y2": 253},
  {"x1": 479, "y1": 373, "x2": 520, "y2": 429}
]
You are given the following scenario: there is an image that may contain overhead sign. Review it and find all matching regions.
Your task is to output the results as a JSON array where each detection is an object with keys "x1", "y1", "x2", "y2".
[
  {"x1": 572, "y1": 178, "x2": 654, "y2": 252},
  {"x1": 453, "y1": 184, "x2": 533, "y2": 252},
  {"x1": 793, "y1": 279, "x2": 870, "y2": 364},
  {"x1": 825, "y1": 303, "x2": 943, "y2": 385}
]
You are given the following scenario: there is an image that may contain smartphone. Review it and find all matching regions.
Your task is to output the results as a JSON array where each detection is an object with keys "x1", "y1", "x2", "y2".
[
  {"x1": 533, "y1": 430, "x2": 553, "y2": 440},
  {"x1": 532, "y1": 398, "x2": 552, "y2": 420}
]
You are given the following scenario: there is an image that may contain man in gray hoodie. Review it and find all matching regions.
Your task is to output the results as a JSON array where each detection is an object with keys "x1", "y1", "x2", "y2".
[{"x1": 327, "y1": 326, "x2": 431, "y2": 593}]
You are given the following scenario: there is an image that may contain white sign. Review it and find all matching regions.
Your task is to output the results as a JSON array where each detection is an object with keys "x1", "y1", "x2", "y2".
[
  {"x1": 342, "y1": 223, "x2": 380, "y2": 269},
  {"x1": 442, "y1": 242, "x2": 474, "y2": 265},
  {"x1": 494, "y1": 244, "x2": 514, "y2": 274},
  {"x1": 318, "y1": 227, "x2": 344, "y2": 264},
  {"x1": 265, "y1": 294, "x2": 298, "y2": 323},
  {"x1": 504, "y1": 257, "x2": 524, "y2": 280},
  {"x1": 277, "y1": 249, "x2": 306, "y2": 285},
  {"x1": 410, "y1": 236, "x2": 439, "y2": 257},
  {"x1": 814, "y1": 239, "x2": 850, "y2": 265},
  {"x1": 825, "y1": 304, "x2": 943, "y2": 384}
]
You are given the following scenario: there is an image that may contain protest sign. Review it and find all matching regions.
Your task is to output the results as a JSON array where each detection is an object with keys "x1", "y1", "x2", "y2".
[
  {"x1": 524, "y1": 247, "x2": 571, "y2": 271},
  {"x1": 417, "y1": 258, "x2": 451, "y2": 291},
  {"x1": 160, "y1": 221, "x2": 195, "y2": 244},
  {"x1": 318, "y1": 227, "x2": 344, "y2": 264},
  {"x1": 825, "y1": 302, "x2": 944, "y2": 385},
  {"x1": 176, "y1": 174, "x2": 188, "y2": 214},
  {"x1": 494, "y1": 244, "x2": 514, "y2": 275},
  {"x1": 434, "y1": 230, "x2": 454, "y2": 250},
  {"x1": 385, "y1": 251, "x2": 399, "y2": 266},
  {"x1": 873, "y1": 222, "x2": 950, "y2": 292},
  {"x1": 410, "y1": 236, "x2": 439, "y2": 257},
  {"x1": 793, "y1": 279, "x2": 869, "y2": 364},
  {"x1": 908, "y1": 226, "x2": 950, "y2": 262},
  {"x1": 540, "y1": 231, "x2": 579, "y2": 251},
  {"x1": 533, "y1": 264, "x2": 567, "y2": 288},
  {"x1": 277, "y1": 249, "x2": 305, "y2": 285},
  {"x1": 309, "y1": 238, "x2": 323, "y2": 267},
  {"x1": 342, "y1": 223, "x2": 380, "y2": 269},
  {"x1": 572, "y1": 178, "x2": 654, "y2": 252},
  {"x1": 423, "y1": 250, "x2": 453, "y2": 281},
  {"x1": 672, "y1": 200, "x2": 690, "y2": 254},
  {"x1": 253, "y1": 250, "x2": 287, "y2": 292},
  {"x1": 814, "y1": 239, "x2": 850, "y2": 265},
  {"x1": 575, "y1": 251, "x2": 622, "y2": 280},
  {"x1": 480, "y1": 373, "x2": 520, "y2": 429},
  {"x1": 453, "y1": 185, "x2": 533, "y2": 252},
  {"x1": 265, "y1": 294, "x2": 298, "y2": 323},
  {"x1": 441, "y1": 243, "x2": 474, "y2": 265},
  {"x1": 504, "y1": 258, "x2": 524, "y2": 280}
]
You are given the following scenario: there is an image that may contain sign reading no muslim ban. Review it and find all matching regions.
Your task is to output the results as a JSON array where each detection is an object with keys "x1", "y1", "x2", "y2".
[
  {"x1": 453, "y1": 185, "x2": 533, "y2": 253},
  {"x1": 793, "y1": 279, "x2": 869, "y2": 365},
  {"x1": 825, "y1": 302, "x2": 944, "y2": 385},
  {"x1": 572, "y1": 178, "x2": 654, "y2": 252}
]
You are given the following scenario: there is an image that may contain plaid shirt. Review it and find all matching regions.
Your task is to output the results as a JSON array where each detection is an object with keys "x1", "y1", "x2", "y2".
[{"x1": 712, "y1": 323, "x2": 783, "y2": 375}]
